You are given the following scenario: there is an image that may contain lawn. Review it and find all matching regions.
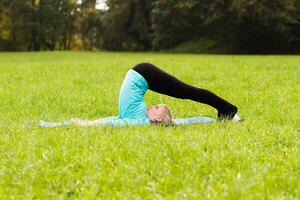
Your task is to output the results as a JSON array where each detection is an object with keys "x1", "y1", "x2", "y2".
[{"x1": 0, "y1": 52, "x2": 299, "y2": 199}]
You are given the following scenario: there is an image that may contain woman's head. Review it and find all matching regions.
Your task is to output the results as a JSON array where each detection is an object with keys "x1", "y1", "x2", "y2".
[{"x1": 147, "y1": 104, "x2": 174, "y2": 126}]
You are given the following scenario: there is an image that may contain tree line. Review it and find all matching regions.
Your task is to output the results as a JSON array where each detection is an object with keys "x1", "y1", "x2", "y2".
[{"x1": 0, "y1": 0, "x2": 300, "y2": 53}]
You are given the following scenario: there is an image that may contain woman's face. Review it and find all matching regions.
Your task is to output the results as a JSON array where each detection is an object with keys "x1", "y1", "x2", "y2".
[{"x1": 146, "y1": 104, "x2": 168, "y2": 122}]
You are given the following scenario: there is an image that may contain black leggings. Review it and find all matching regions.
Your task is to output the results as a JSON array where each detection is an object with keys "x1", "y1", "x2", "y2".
[{"x1": 132, "y1": 63, "x2": 237, "y2": 118}]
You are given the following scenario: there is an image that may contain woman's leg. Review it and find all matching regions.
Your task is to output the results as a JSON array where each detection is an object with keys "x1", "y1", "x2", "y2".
[{"x1": 132, "y1": 63, "x2": 237, "y2": 119}]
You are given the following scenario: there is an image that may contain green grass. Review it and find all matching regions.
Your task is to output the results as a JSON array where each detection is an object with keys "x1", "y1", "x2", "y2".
[{"x1": 0, "y1": 52, "x2": 299, "y2": 199}]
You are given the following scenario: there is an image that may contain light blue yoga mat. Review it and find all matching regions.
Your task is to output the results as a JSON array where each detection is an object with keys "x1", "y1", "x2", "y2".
[{"x1": 39, "y1": 114, "x2": 242, "y2": 127}]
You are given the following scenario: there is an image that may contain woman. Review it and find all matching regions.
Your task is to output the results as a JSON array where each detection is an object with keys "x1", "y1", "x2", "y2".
[{"x1": 71, "y1": 63, "x2": 237, "y2": 126}]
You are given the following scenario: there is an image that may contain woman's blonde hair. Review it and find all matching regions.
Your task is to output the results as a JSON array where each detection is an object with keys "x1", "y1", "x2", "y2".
[{"x1": 160, "y1": 104, "x2": 175, "y2": 126}]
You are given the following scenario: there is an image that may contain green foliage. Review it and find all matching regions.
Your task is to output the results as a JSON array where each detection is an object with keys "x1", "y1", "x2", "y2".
[
  {"x1": 79, "y1": 5, "x2": 103, "y2": 50},
  {"x1": 0, "y1": 52, "x2": 299, "y2": 198},
  {"x1": 36, "y1": 0, "x2": 78, "y2": 50},
  {"x1": 151, "y1": 0, "x2": 187, "y2": 50},
  {"x1": 0, "y1": 0, "x2": 88, "y2": 51},
  {"x1": 0, "y1": 0, "x2": 32, "y2": 50},
  {"x1": 224, "y1": 0, "x2": 300, "y2": 53},
  {"x1": 151, "y1": 0, "x2": 300, "y2": 53},
  {"x1": 0, "y1": 0, "x2": 300, "y2": 53},
  {"x1": 100, "y1": 0, "x2": 153, "y2": 51}
]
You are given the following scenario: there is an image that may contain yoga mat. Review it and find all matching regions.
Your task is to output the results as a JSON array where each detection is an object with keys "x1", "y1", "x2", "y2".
[{"x1": 39, "y1": 114, "x2": 242, "y2": 127}]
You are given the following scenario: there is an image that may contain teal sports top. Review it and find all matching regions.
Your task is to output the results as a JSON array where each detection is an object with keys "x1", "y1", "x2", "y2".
[
  {"x1": 96, "y1": 69, "x2": 151, "y2": 127},
  {"x1": 118, "y1": 70, "x2": 150, "y2": 122}
]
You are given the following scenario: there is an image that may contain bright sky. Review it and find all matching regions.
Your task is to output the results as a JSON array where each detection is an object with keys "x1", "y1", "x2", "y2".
[
  {"x1": 76, "y1": 0, "x2": 108, "y2": 10},
  {"x1": 96, "y1": 0, "x2": 108, "y2": 10}
]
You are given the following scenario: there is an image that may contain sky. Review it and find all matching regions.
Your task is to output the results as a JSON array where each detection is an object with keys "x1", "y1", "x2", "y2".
[
  {"x1": 76, "y1": 0, "x2": 108, "y2": 10},
  {"x1": 96, "y1": 0, "x2": 108, "y2": 10}
]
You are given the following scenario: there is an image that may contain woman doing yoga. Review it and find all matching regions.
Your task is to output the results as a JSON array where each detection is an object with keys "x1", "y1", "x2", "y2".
[{"x1": 71, "y1": 63, "x2": 238, "y2": 126}]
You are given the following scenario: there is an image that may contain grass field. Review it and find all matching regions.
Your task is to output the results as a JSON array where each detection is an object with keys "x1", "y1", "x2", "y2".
[{"x1": 0, "y1": 52, "x2": 299, "y2": 199}]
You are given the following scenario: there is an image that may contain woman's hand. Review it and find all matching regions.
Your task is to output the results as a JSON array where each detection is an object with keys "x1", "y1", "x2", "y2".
[
  {"x1": 70, "y1": 118, "x2": 81, "y2": 125},
  {"x1": 69, "y1": 118, "x2": 102, "y2": 127}
]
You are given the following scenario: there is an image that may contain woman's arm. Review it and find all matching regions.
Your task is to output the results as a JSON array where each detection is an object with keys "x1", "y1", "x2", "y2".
[
  {"x1": 69, "y1": 117, "x2": 129, "y2": 127},
  {"x1": 70, "y1": 118, "x2": 103, "y2": 127}
]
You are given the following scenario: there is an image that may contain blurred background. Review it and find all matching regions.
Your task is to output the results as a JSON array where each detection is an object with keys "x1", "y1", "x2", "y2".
[{"x1": 0, "y1": 0, "x2": 299, "y2": 54}]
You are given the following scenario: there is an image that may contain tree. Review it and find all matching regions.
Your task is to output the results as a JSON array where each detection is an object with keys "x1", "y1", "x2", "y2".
[
  {"x1": 37, "y1": 0, "x2": 78, "y2": 50},
  {"x1": 77, "y1": 0, "x2": 103, "y2": 50},
  {"x1": 0, "y1": 0, "x2": 299, "y2": 53},
  {"x1": 151, "y1": 0, "x2": 201, "y2": 50},
  {"x1": 100, "y1": 0, "x2": 153, "y2": 51},
  {"x1": 0, "y1": 0, "x2": 32, "y2": 51},
  {"x1": 0, "y1": 0, "x2": 79, "y2": 51},
  {"x1": 235, "y1": 0, "x2": 300, "y2": 53},
  {"x1": 151, "y1": 0, "x2": 300, "y2": 53}
]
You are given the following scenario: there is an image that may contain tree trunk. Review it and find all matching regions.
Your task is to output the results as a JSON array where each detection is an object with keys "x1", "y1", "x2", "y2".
[{"x1": 28, "y1": 0, "x2": 40, "y2": 51}]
